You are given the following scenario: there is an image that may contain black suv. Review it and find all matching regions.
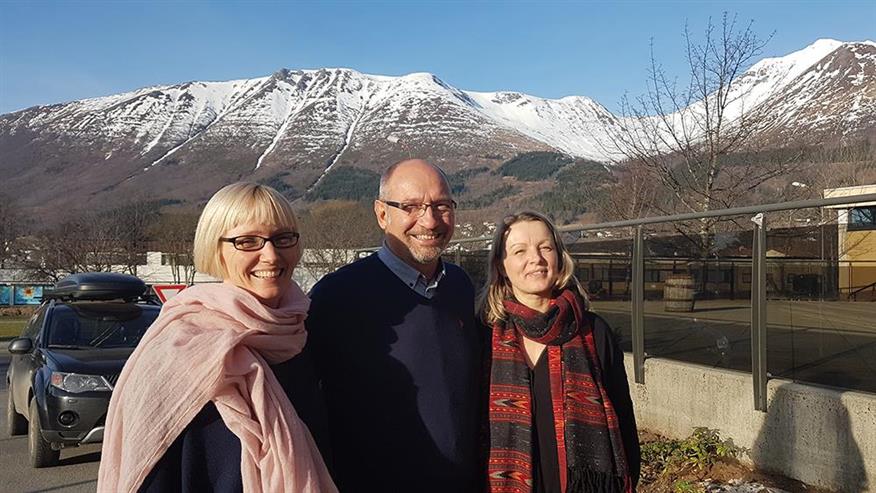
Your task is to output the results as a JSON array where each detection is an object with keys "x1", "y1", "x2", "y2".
[{"x1": 5, "y1": 273, "x2": 161, "y2": 467}]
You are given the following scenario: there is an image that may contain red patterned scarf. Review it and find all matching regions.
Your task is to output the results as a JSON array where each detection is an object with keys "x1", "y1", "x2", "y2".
[{"x1": 487, "y1": 289, "x2": 631, "y2": 493}]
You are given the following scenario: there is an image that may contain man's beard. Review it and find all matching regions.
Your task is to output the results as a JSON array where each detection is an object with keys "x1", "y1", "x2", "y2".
[{"x1": 409, "y1": 244, "x2": 444, "y2": 265}]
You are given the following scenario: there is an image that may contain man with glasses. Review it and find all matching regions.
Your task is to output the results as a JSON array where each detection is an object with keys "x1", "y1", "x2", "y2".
[{"x1": 305, "y1": 159, "x2": 483, "y2": 492}]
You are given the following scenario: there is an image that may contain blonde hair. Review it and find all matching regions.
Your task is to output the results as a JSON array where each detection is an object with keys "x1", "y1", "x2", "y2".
[
  {"x1": 477, "y1": 211, "x2": 587, "y2": 325},
  {"x1": 193, "y1": 182, "x2": 299, "y2": 279}
]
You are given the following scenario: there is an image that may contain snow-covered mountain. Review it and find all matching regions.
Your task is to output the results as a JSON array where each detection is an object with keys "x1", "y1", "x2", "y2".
[
  {"x1": 1, "y1": 39, "x2": 873, "y2": 211},
  {"x1": 752, "y1": 40, "x2": 876, "y2": 141}
]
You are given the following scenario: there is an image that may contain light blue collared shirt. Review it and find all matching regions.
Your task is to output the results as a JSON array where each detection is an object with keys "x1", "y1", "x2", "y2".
[{"x1": 377, "y1": 242, "x2": 446, "y2": 299}]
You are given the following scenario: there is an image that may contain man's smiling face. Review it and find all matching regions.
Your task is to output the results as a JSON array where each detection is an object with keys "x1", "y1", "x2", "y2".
[{"x1": 375, "y1": 160, "x2": 455, "y2": 277}]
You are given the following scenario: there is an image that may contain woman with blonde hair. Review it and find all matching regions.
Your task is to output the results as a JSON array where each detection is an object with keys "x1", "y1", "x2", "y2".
[
  {"x1": 98, "y1": 182, "x2": 336, "y2": 493},
  {"x1": 479, "y1": 211, "x2": 639, "y2": 493}
]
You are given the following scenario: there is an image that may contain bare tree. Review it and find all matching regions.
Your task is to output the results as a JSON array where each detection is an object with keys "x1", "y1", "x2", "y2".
[
  {"x1": 296, "y1": 201, "x2": 382, "y2": 283},
  {"x1": 20, "y1": 219, "x2": 114, "y2": 282},
  {"x1": 607, "y1": 13, "x2": 801, "y2": 254},
  {"x1": 149, "y1": 212, "x2": 199, "y2": 284},
  {"x1": 809, "y1": 140, "x2": 876, "y2": 192},
  {"x1": 0, "y1": 193, "x2": 25, "y2": 268},
  {"x1": 18, "y1": 202, "x2": 155, "y2": 281},
  {"x1": 593, "y1": 160, "x2": 660, "y2": 223},
  {"x1": 100, "y1": 201, "x2": 153, "y2": 275}
]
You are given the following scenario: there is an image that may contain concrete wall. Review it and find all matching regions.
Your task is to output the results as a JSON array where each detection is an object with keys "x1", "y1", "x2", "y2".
[{"x1": 625, "y1": 354, "x2": 874, "y2": 492}]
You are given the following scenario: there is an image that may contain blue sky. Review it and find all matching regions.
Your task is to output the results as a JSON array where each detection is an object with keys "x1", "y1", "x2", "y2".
[{"x1": 1, "y1": 0, "x2": 874, "y2": 114}]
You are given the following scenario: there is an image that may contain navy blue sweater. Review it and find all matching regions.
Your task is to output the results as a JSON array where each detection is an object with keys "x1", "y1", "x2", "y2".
[{"x1": 306, "y1": 253, "x2": 484, "y2": 492}]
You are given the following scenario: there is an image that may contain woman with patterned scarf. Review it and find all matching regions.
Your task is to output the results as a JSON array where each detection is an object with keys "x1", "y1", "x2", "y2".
[{"x1": 478, "y1": 211, "x2": 640, "y2": 493}]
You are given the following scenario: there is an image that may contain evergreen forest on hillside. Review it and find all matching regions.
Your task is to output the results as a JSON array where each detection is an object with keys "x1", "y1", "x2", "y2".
[
  {"x1": 305, "y1": 166, "x2": 381, "y2": 202},
  {"x1": 496, "y1": 151, "x2": 575, "y2": 181}
]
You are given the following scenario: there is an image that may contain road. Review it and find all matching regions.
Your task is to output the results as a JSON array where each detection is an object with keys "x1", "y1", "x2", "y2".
[{"x1": 1, "y1": 350, "x2": 100, "y2": 493}]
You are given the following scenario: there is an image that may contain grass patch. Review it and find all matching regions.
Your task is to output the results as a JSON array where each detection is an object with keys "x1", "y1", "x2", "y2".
[{"x1": 0, "y1": 317, "x2": 28, "y2": 340}]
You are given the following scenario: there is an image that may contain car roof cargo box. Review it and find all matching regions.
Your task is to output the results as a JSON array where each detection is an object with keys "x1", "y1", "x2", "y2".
[{"x1": 45, "y1": 273, "x2": 148, "y2": 301}]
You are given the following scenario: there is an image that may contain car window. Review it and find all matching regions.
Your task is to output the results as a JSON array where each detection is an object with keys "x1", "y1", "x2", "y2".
[
  {"x1": 23, "y1": 306, "x2": 48, "y2": 341},
  {"x1": 45, "y1": 303, "x2": 160, "y2": 349}
]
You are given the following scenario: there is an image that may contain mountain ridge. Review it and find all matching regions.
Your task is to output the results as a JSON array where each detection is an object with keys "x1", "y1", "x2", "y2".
[{"x1": 1, "y1": 39, "x2": 874, "y2": 213}]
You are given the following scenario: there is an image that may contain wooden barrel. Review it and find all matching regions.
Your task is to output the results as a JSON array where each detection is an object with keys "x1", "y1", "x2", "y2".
[{"x1": 664, "y1": 275, "x2": 695, "y2": 312}]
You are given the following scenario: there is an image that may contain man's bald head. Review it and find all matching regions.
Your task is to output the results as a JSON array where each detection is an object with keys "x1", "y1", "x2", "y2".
[{"x1": 378, "y1": 159, "x2": 451, "y2": 201}]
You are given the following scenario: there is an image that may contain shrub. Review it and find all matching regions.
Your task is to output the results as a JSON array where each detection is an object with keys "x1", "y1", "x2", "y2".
[
  {"x1": 641, "y1": 427, "x2": 742, "y2": 475},
  {"x1": 673, "y1": 479, "x2": 697, "y2": 493}
]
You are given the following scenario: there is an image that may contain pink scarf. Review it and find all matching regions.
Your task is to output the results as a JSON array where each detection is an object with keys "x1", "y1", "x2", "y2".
[{"x1": 97, "y1": 282, "x2": 337, "y2": 493}]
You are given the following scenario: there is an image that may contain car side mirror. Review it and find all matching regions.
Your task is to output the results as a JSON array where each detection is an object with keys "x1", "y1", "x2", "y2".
[{"x1": 7, "y1": 337, "x2": 34, "y2": 355}]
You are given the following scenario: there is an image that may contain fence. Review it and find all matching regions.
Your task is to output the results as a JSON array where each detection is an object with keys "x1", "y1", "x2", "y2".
[{"x1": 441, "y1": 192, "x2": 876, "y2": 409}]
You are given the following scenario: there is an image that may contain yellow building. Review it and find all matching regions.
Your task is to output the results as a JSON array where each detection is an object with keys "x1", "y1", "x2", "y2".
[{"x1": 824, "y1": 185, "x2": 876, "y2": 300}]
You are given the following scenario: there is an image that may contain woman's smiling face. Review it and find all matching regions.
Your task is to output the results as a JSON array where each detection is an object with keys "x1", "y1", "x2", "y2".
[
  {"x1": 501, "y1": 220, "x2": 559, "y2": 304},
  {"x1": 219, "y1": 223, "x2": 300, "y2": 308}
]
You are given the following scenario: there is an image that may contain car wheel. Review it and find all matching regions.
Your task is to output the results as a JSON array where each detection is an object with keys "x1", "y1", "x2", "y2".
[
  {"x1": 6, "y1": 391, "x2": 27, "y2": 436},
  {"x1": 28, "y1": 399, "x2": 59, "y2": 468}
]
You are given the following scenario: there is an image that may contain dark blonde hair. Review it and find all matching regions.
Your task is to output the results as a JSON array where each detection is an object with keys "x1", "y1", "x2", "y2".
[
  {"x1": 193, "y1": 182, "x2": 299, "y2": 279},
  {"x1": 477, "y1": 211, "x2": 586, "y2": 325}
]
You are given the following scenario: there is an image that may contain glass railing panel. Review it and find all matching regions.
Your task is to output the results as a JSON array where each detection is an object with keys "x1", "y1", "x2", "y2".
[
  {"x1": 452, "y1": 242, "x2": 491, "y2": 289},
  {"x1": 640, "y1": 222, "x2": 753, "y2": 371},
  {"x1": 765, "y1": 208, "x2": 876, "y2": 394},
  {"x1": 568, "y1": 229, "x2": 634, "y2": 351}
]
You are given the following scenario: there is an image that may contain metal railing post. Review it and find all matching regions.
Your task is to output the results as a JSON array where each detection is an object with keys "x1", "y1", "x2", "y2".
[
  {"x1": 632, "y1": 226, "x2": 645, "y2": 384},
  {"x1": 751, "y1": 213, "x2": 768, "y2": 412}
]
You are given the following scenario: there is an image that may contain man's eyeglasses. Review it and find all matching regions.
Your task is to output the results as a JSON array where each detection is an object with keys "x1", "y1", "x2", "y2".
[
  {"x1": 220, "y1": 232, "x2": 300, "y2": 251},
  {"x1": 381, "y1": 200, "x2": 457, "y2": 218}
]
